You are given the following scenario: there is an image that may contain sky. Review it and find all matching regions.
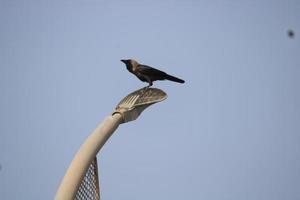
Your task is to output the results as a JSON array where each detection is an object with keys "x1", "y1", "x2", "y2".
[{"x1": 1, "y1": 0, "x2": 300, "y2": 199}]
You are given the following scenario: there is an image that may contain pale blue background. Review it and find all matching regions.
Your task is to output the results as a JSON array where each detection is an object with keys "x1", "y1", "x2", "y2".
[{"x1": 1, "y1": 1, "x2": 299, "y2": 199}]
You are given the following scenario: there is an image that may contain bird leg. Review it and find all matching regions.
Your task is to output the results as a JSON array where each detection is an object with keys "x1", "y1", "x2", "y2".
[
  {"x1": 147, "y1": 81, "x2": 153, "y2": 88},
  {"x1": 139, "y1": 82, "x2": 152, "y2": 94},
  {"x1": 142, "y1": 76, "x2": 152, "y2": 88}
]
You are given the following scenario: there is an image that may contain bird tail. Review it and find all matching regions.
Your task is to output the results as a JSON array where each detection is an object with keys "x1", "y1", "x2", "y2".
[{"x1": 165, "y1": 74, "x2": 185, "y2": 83}]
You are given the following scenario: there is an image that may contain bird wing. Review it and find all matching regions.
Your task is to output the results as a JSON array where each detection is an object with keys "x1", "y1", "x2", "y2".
[{"x1": 138, "y1": 65, "x2": 167, "y2": 76}]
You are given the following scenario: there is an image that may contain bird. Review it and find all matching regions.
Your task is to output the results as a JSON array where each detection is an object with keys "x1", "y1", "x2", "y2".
[
  {"x1": 121, "y1": 59, "x2": 185, "y2": 87},
  {"x1": 287, "y1": 29, "x2": 295, "y2": 38}
]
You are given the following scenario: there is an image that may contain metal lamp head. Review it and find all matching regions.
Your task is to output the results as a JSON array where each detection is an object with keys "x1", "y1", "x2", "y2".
[{"x1": 113, "y1": 87, "x2": 167, "y2": 123}]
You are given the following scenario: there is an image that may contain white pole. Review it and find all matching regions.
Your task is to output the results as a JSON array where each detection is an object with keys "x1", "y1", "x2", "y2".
[{"x1": 55, "y1": 113, "x2": 123, "y2": 200}]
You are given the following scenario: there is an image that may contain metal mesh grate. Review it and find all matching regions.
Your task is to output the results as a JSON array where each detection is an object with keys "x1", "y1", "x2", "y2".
[{"x1": 75, "y1": 157, "x2": 100, "y2": 200}]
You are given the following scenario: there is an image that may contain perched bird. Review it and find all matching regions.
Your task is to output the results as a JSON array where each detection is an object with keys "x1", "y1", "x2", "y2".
[{"x1": 121, "y1": 59, "x2": 185, "y2": 86}]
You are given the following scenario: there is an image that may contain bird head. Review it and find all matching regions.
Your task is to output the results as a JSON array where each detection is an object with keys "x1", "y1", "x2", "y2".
[
  {"x1": 121, "y1": 59, "x2": 139, "y2": 72},
  {"x1": 121, "y1": 59, "x2": 130, "y2": 65}
]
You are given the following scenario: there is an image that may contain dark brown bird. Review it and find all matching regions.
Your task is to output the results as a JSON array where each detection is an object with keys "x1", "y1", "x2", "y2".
[{"x1": 121, "y1": 59, "x2": 185, "y2": 86}]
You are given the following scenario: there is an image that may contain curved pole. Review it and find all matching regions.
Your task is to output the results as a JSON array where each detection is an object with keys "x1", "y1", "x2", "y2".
[{"x1": 55, "y1": 113, "x2": 123, "y2": 200}]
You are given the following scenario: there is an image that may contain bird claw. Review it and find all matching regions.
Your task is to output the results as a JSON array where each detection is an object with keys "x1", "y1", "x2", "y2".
[
  {"x1": 141, "y1": 85, "x2": 151, "y2": 90},
  {"x1": 142, "y1": 86, "x2": 150, "y2": 90},
  {"x1": 140, "y1": 85, "x2": 151, "y2": 95}
]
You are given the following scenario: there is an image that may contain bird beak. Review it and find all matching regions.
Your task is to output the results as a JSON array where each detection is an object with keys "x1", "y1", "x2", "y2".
[{"x1": 120, "y1": 59, "x2": 126, "y2": 64}]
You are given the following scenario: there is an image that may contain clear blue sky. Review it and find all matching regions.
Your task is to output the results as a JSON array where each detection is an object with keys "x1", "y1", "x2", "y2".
[{"x1": 1, "y1": 1, "x2": 299, "y2": 199}]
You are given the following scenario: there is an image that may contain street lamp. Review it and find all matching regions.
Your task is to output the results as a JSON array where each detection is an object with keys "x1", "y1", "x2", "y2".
[{"x1": 55, "y1": 87, "x2": 167, "y2": 200}]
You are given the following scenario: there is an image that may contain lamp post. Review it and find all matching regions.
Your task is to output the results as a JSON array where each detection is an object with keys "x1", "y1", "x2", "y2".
[{"x1": 55, "y1": 87, "x2": 167, "y2": 200}]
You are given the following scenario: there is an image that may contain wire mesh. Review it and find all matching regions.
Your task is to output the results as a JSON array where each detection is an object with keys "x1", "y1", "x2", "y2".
[{"x1": 75, "y1": 157, "x2": 100, "y2": 200}]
